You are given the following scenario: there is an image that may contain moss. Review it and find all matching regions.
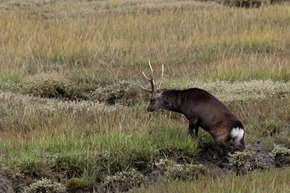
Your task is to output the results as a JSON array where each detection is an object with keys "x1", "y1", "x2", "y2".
[{"x1": 66, "y1": 178, "x2": 93, "y2": 191}]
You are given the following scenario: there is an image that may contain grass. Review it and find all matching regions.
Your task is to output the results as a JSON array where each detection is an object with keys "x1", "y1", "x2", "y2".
[
  {"x1": 0, "y1": 3, "x2": 290, "y2": 83},
  {"x1": 0, "y1": 84, "x2": 289, "y2": 191},
  {"x1": 133, "y1": 168, "x2": 290, "y2": 193},
  {"x1": 1, "y1": 118, "x2": 199, "y2": 179},
  {"x1": 0, "y1": 0, "x2": 289, "y2": 192}
]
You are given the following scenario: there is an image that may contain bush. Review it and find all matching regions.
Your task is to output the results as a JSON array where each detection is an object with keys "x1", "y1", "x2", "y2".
[
  {"x1": 270, "y1": 144, "x2": 290, "y2": 157},
  {"x1": 90, "y1": 81, "x2": 142, "y2": 105},
  {"x1": 228, "y1": 151, "x2": 268, "y2": 175},
  {"x1": 154, "y1": 159, "x2": 207, "y2": 181},
  {"x1": 22, "y1": 74, "x2": 75, "y2": 99},
  {"x1": 22, "y1": 178, "x2": 66, "y2": 193},
  {"x1": 102, "y1": 169, "x2": 146, "y2": 192}
]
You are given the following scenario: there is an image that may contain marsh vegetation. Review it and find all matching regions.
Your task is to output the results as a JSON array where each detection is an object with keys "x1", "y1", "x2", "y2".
[{"x1": 0, "y1": 0, "x2": 289, "y2": 192}]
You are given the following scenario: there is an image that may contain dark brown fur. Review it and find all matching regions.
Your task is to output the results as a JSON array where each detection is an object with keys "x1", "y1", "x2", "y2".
[{"x1": 147, "y1": 88, "x2": 245, "y2": 152}]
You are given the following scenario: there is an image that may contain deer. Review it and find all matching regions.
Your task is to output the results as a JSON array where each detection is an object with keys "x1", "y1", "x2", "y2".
[{"x1": 141, "y1": 61, "x2": 245, "y2": 153}]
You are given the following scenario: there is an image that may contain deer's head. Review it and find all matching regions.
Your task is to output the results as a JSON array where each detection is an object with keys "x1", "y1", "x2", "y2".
[{"x1": 141, "y1": 61, "x2": 165, "y2": 112}]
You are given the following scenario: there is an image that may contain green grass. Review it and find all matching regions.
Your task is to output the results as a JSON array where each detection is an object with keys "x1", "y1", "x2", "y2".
[{"x1": 0, "y1": 126, "x2": 199, "y2": 180}]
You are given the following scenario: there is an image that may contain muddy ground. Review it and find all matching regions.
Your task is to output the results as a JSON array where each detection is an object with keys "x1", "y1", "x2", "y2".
[{"x1": 95, "y1": 137, "x2": 290, "y2": 192}]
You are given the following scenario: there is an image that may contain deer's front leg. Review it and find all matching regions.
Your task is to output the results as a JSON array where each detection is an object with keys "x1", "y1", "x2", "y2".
[{"x1": 188, "y1": 118, "x2": 199, "y2": 138}]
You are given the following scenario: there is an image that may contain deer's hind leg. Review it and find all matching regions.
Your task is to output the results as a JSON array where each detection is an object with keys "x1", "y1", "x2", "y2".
[{"x1": 211, "y1": 126, "x2": 231, "y2": 154}]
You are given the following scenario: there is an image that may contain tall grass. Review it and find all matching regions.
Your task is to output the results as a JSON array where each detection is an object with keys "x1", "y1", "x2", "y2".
[
  {"x1": 0, "y1": 5, "x2": 289, "y2": 82},
  {"x1": 1, "y1": 122, "x2": 199, "y2": 179}
]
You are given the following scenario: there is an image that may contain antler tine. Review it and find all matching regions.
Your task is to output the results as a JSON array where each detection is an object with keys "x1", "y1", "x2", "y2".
[
  {"x1": 158, "y1": 64, "x2": 164, "y2": 89},
  {"x1": 141, "y1": 85, "x2": 153, "y2": 93},
  {"x1": 148, "y1": 60, "x2": 156, "y2": 85},
  {"x1": 141, "y1": 60, "x2": 156, "y2": 94},
  {"x1": 142, "y1": 71, "x2": 151, "y2": 81},
  {"x1": 148, "y1": 60, "x2": 154, "y2": 75}
]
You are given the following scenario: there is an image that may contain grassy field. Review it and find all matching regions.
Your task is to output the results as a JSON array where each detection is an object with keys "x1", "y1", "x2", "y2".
[{"x1": 0, "y1": 0, "x2": 289, "y2": 192}]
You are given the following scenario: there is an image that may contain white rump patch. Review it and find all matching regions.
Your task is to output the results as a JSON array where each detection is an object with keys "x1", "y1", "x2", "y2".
[{"x1": 231, "y1": 127, "x2": 244, "y2": 145}]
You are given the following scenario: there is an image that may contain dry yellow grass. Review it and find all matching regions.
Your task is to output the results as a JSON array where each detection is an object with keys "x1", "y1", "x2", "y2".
[{"x1": 0, "y1": 3, "x2": 289, "y2": 81}]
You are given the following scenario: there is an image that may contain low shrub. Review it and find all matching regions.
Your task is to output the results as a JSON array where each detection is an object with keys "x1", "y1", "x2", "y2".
[
  {"x1": 102, "y1": 169, "x2": 146, "y2": 192},
  {"x1": 154, "y1": 159, "x2": 207, "y2": 181},
  {"x1": 22, "y1": 74, "x2": 75, "y2": 99},
  {"x1": 22, "y1": 178, "x2": 66, "y2": 193},
  {"x1": 270, "y1": 144, "x2": 290, "y2": 157},
  {"x1": 228, "y1": 150, "x2": 268, "y2": 175},
  {"x1": 90, "y1": 81, "x2": 142, "y2": 105}
]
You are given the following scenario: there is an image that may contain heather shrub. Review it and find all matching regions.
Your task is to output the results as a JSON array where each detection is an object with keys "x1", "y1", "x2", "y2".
[
  {"x1": 102, "y1": 169, "x2": 146, "y2": 192},
  {"x1": 90, "y1": 81, "x2": 142, "y2": 105},
  {"x1": 154, "y1": 159, "x2": 207, "y2": 181},
  {"x1": 228, "y1": 151, "x2": 269, "y2": 175},
  {"x1": 22, "y1": 178, "x2": 66, "y2": 193},
  {"x1": 22, "y1": 74, "x2": 76, "y2": 99}
]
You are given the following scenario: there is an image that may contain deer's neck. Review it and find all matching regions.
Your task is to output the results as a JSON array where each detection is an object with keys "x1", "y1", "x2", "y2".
[{"x1": 163, "y1": 90, "x2": 184, "y2": 113}]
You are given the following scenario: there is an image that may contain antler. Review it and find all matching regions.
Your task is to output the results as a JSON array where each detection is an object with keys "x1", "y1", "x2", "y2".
[
  {"x1": 158, "y1": 64, "x2": 164, "y2": 89},
  {"x1": 141, "y1": 61, "x2": 164, "y2": 94},
  {"x1": 141, "y1": 60, "x2": 156, "y2": 94}
]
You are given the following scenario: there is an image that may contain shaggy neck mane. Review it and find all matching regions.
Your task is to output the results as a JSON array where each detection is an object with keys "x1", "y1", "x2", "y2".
[{"x1": 162, "y1": 89, "x2": 183, "y2": 112}]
